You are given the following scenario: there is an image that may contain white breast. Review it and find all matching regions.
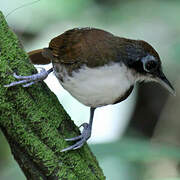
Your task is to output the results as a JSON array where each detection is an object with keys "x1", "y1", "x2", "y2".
[{"x1": 54, "y1": 63, "x2": 136, "y2": 107}]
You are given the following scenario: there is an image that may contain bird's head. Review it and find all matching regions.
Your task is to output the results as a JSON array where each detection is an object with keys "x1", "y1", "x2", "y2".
[{"x1": 122, "y1": 39, "x2": 175, "y2": 95}]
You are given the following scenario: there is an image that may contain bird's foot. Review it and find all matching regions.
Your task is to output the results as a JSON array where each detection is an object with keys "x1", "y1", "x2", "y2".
[
  {"x1": 61, "y1": 123, "x2": 91, "y2": 152},
  {"x1": 4, "y1": 68, "x2": 51, "y2": 87}
]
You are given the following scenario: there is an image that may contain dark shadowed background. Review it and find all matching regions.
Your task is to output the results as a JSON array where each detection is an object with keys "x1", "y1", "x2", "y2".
[{"x1": 1, "y1": 0, "x2": 180, "y2": 179}]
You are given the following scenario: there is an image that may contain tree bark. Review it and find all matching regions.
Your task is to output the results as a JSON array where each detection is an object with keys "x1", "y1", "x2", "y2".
[{"x1": 0, "y1": 11, "x2": 105, "y2": 180}]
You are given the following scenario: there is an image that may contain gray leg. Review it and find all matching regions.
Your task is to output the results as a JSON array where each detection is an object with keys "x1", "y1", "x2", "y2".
[
  {"x1": 4, "y1": 68, "x2": 53, "y2": 87},
  {"x1": 61, "y1": 107, "x2": 96, "y2": 152}
]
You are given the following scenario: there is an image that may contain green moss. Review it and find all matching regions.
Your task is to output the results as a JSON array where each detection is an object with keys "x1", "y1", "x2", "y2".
[{"x1": 0, "y1": 11, "x2": 105, "y2": 179}]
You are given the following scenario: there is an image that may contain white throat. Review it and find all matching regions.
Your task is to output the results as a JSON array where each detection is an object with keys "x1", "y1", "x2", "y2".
[{"x1": 54, "y1": 62, "x2": 137, "y2": 107}]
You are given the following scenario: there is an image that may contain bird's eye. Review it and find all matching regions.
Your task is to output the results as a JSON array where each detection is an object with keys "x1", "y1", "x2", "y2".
[
  {"x1": 141, "y1": 55, "x2": 159, "y2": 73},
  {"x1": 145, "y1": 60, "x2": 158, "y2": 72}
]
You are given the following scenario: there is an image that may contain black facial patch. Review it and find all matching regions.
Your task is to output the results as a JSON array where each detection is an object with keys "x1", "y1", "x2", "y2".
[{"x1": 127, "y1": 59, "x2": 146, "y2": 74}]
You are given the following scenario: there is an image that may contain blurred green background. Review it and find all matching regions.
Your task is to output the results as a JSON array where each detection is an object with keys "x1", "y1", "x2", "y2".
[{"x1": 1, "y1": 0, "x2": 180, "y2": 179}]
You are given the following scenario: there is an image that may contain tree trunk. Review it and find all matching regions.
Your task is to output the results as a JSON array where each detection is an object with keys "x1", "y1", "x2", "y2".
[
  {"x1": 0, "y1": 11, "x2": 105, "y2": 180},
  {"x1": 125, "y1": 83, "x2": 169, "y2": 138}
]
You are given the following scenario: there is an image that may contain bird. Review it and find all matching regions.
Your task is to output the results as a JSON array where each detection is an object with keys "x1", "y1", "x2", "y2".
[{"x1": 5, "y1": 27, "x2": 175, "y2": 152}]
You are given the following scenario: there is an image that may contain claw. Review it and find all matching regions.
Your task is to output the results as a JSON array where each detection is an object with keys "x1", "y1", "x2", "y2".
[
  {"x1": 79, "y1": 123, "x2": 89, "y2": 129},
  {"x1": 4, "y1": 78, "x2": 33, "y2": 87},
  {"x1": 65, "y1": 135, "x2": 82, "y2": 141},
  {"x1": 22, "y1": 81, "x2": 36, "y2": 87},
  {"x1": 4, "y1": 68, "x2": 53, "y2": 87},
  {"x1": 61, "y1": 138, "x2": 87, "y2": 152},
  {"x1": 61, "y1": 123, "x2": 92, "y2": 152}
]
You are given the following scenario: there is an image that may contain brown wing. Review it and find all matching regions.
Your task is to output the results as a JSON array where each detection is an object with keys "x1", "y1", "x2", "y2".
[{"x1": 48, "y1": 28, "x2": 118, "y2": 67}]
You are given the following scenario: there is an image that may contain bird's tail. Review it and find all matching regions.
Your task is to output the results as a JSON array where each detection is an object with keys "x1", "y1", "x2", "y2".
[{"x1": 28, "y1": 49, "x2": 51, "y2": 65}]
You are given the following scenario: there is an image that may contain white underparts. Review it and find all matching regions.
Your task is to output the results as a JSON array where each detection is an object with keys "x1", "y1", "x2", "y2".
[{"x1": 54, "y1": 63, "x2": 137, "y2": 107}]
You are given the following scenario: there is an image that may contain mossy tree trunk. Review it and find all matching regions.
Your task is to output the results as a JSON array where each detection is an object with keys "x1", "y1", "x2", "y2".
[{"x1": 0, "y1": 11, "x2": 105, "y2": 180}]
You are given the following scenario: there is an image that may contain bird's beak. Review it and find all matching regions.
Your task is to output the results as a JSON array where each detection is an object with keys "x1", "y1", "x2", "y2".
[{"x1": 156, "y1": 70, "x2": 175, "y2": 96}]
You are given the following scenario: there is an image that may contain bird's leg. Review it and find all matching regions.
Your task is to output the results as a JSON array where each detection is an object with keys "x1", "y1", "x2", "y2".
[
  {"x1": 61, "y1": 107, "x2": 96, "y2": 152},
  {"x1": 4, "y1": 68, "x2": 53, "y2": 87}
]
